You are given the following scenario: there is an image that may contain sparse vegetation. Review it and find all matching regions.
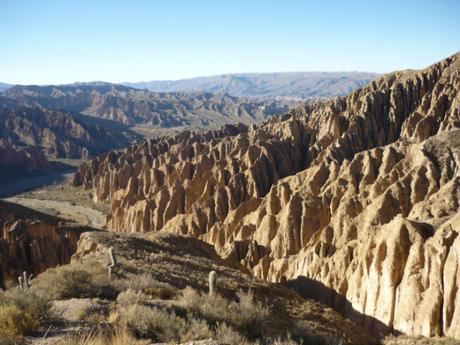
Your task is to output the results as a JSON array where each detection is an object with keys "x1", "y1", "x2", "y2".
[
  {"x1": 56, "y1": 328, "x2": 148, "y2": 345},
  {"x1": 178, "y1": 286, "x2": 270, "y2": 339},
  {"x1": 116, "y1": 273, "x2": 177, "y2": 299},
  {"x1": 383, "y1": 335, "x2": 460, "y2": 345},
  {"x1": 34, "y1": 263, "x2": 118, "y2": 299},
  {"x1": 0, "y1": 288, "x2": 53, "y2": 343}
]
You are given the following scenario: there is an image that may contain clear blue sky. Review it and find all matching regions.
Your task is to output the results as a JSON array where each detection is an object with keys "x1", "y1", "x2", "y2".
[{"x1": 1, "y1": 0, "x2": 459, "y2": 84}]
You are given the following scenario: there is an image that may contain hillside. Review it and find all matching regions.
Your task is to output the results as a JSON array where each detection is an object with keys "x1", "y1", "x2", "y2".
[
  {"x1": 124, "y1": 72, "x2": 378, "y2": 98},
  {"x1": 3, "y1": 84, "x2": 294, "y2": 130},
  {"x1": 0, "y1": 199, "x2": 376, "y2": 345},
  {"x1": 0, "y1": 104, "x2": 138, "y2": 159},
  {"x1": 74, "y1": 52, "x2": 460, "y2": 339}
]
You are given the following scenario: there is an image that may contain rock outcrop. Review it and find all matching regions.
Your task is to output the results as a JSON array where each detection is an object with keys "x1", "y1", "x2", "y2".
[
  {"x1": 74, "y1": 52, "x2": 460, "y2": 338},
  {"x1": 0, "y1": 105, "x2": 137, "y2": 159},
  {"x1": 0, "y1": 139, "x2": 51, "y2": 171},
  {"x1": 0, "y1": 200, "x2": 89, "y2": 288}
]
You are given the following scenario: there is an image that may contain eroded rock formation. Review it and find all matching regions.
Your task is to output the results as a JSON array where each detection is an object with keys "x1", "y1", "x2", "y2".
[
  {"x1": 74, "y1": 52, "x2": 460, "y2": 338},
  {"x1": 0, "y1": 200, "x2": 89, "y2": 288},
  {"x1": 0, "y1": 105, "x2": 136, "y2": 159},
  {"x1": 0, "y1": 139, "x2": 51, "y2": 171},
  {"x1": 4, "y1": 84, "x2": 294, "y2": 128}
]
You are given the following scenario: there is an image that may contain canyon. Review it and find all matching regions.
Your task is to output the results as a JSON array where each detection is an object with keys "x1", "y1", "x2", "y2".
[
  {"x1": 74, "y1": 52, "x2": 460, "y2": 339},
  {"x1": 0, "y1": 105, "x2": 137, "y2": 159},
  {"x1": 3, "y1": 84, "x2": 294, "y2": 129},
  {"x1": 0, "y1": 200, "x2": 88, "y2": 287}
]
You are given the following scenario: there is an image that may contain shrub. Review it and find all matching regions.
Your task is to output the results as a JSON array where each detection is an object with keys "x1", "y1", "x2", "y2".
[
  {"x1": 116, "y1": 289, "x2": 146, "y2": 308},
  {"x1": 230, "y1": 290, "x2": 269, "y2": 339},
  {"x1": 0, "y1": 288, "x2": 52, "y2": 339},
  {"x1": 34, "y1": 264, "x2": 118, "y2": 299},
  {"x1": 214, "y1": 322, "x2": 255, "y2": 345},
  {"x1": 118, "y1": 304, "x2": 186, "y2": 341},
  {"x1": 180, "y1": 316, "x2": 213, "y2": 342},
  {"x1": 114, "y1": 273, "x2": 157, "y2": 291},
  {"x1": 0, "y1": 288, "x2": 52, "y2": 324},
  {"x1": 143, "y1": 285, "x2": 176, "y2": 299},
  {"x1": 115, "y1": 273, "x2": 176, "y2": 299},
  {"x1": 0, "y1": 330, "x2": 16, "y2": 345},
  {"x1": 0, "y1": 305, "x2": 40, "y2": 336},
  {"x1": 178, "y1": 287, "x2": 270, "y2": 339}
]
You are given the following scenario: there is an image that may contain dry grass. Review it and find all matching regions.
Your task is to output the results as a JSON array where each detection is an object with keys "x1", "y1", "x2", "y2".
[
  {"x1": 0, "y1": 288, "x2": 53, "y2": 343},
  {"x1": 178, "y1": 286, "x2": 270, "y2": 339},
  {"x1": 116, "y1": 289, "x2": 147, "y2": 308},
  {"x1": 55, "y1": 328, "x2": 148, "y2": 345},
  {"x1": 34, "y1": 263, "x2": 118, "y2": 300},
  {"x1": 112, "y1": 287, "x2": 212, "y2": 342},
  {"x1": 383, "y1": 335, "x2": 460, "y2": 345},
  {"x1": 114, "y1": 273, "x2": 177, "y2": 299}
]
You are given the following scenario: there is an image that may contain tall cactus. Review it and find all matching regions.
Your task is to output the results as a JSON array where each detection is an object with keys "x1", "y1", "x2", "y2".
[
  {"x1": 107, "y1": 247, "x2": 117, "y2": 280},
  {"x1": 209, "y1": 270, "x2": 217, "y2": 296}
]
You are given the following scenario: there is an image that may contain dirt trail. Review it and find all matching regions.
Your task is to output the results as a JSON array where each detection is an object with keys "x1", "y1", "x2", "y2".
[{"x1": 4, "y1": 196, "x2": 106, "y2": 229}]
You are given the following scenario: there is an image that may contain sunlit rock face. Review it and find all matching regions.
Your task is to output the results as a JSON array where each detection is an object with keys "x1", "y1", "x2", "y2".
[{"x1": 74, "y1": 52, "x2": 460, "y2": 338}]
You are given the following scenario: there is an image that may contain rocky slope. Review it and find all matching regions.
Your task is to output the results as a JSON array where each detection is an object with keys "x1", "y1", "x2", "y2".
[
  {"x1": 68, "y1": 230, "x2": 376, "y2": 345},
  {"x1": 0, "y1": 139, "x2": 51, "y2": 172},
  {"x1": 0, "y1": 104, "x2": 137, "y2": 159},
  {"x1": 73, "y1": 52, "x2": 460, "y2": 339},
  {"x1": 3, "y1": 83, "x2": 294, "y2": 128},
  {"x1": 0, "y1": 200, "x2": 88, "y2": 288},
  {"x1": 124, "y1": 71, "x2": 378, "y2": 99}
]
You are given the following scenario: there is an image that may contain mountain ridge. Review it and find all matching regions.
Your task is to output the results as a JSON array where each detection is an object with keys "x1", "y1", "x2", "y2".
[
  {"x1": 3, "y1": 84, "x2": 295, "y2": 130},
  {"x1": 123, "y1": 71, "x2": 379, "y2": 98}
]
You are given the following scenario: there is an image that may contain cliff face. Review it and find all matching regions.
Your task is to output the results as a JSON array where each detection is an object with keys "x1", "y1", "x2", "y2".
[
  {"x1": 74, "y1": 53, "x2": 460, "y2": 338},
  {"x1": 0, "y1": 106, "x2": 136, "y2": 159},
  {"x1": 0, "y1": 201, "x2": 88, "y2": 287},
  {"x1": 0, "y1": 139, "x2": 51, "y2": 171}
]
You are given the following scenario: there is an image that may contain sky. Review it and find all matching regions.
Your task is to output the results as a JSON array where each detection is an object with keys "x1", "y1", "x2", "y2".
[{"x1": 0, "y1": 0, "x2": 459, "y2": 85}]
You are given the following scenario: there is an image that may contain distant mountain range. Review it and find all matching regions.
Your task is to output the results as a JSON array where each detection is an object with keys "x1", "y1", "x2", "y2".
[{"x1": 123, "y1": 72, "x2": 379, "y2": 98}]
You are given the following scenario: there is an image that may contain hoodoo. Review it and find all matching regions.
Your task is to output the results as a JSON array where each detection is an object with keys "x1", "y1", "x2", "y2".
[{"x1": 74, "y1": 53, "x2": 460, "y2": 338}]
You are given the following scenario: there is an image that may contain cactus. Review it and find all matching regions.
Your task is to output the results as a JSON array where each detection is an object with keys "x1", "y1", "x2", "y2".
[
  {"x1": 209, "y1": 270, "x2": 217, "y2": 296},
  {"x1": 107, "y1": 247, "x2": 117, "y2": 280},
  {"x1": 22, "y1": 271, "x2": 30, "y2": 289}
]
